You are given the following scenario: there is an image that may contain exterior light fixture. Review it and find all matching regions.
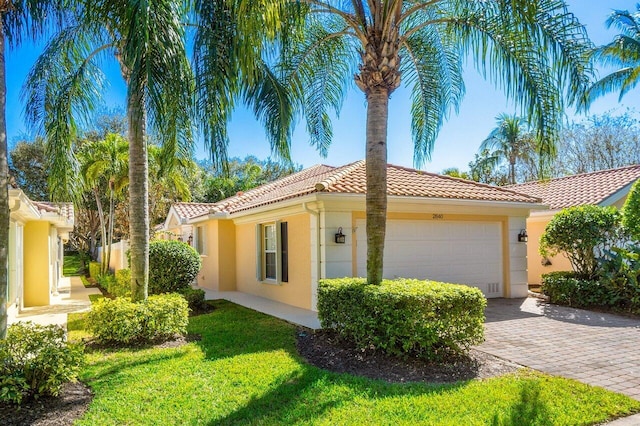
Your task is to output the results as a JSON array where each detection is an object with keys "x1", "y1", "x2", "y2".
[
  {"x1": 187, "y1": 234, "x2": 193, "y2": 246},
  {"x1": 335, "y1": 227, "x2": 346, "y2": 244},
  {"x1": 518, "y1": 229, "x2": 528, "y2": 243}
]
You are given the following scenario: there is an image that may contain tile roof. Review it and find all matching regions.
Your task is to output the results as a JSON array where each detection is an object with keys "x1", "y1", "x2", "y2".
[
  {"x1": 34, "y1": 202, "x2": 74, "y2": 223},
  {"x1": 172, "y1": 203, "x2": 216, "y2": 221},
  {"x1": 508, "y1": 165, "x2": 640, "y2": 210},
  {"x1": 175, "y1": 161, "x2": 540, "y2": 220}
]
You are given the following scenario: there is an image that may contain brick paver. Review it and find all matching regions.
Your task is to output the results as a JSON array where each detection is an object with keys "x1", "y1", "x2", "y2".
[{"x1": 479, "y1": 298, "x2": 640, "y2": 400}]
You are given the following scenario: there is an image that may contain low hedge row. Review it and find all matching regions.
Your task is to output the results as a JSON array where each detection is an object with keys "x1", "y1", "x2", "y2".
[
  {"x1": 0, "y1": 322, "x2": 84, "y2": 404},
  {"x1": 87, "y1": 294, "x2": 189, "y2": 344},
  {"x1": 88, "y1": 261, "x2": 101, "y2": 279},
  {"x1": 318, "y1": 278, "x2": 486, "y2": 361}
]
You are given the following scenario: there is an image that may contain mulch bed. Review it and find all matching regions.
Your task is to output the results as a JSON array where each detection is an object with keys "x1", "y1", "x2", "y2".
[
  {"x1": 0, "y1": 382, "x2": 92, "y2": 426},
  {"x1": 296, "y1": 329, "x2": 521, "y2": 383}
]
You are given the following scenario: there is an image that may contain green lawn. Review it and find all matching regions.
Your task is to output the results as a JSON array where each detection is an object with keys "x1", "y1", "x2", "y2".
[
  {"x1": 63, "y1": 253, "x2": 85, "y2": 276},
  {"x1": 68, "y1": 301, "x2": 640, "y2": 425}
]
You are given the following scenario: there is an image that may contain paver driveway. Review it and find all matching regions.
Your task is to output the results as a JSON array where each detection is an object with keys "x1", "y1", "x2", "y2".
[{"x1": 480, "y1": 298, "x2": 640, "y2": 400}]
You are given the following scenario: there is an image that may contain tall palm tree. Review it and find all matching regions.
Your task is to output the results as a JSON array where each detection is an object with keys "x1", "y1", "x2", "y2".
[
  {"x1": 587, "y1": 5, "x2": 640, "y2": 103},
  {"x1": 237, "y1": 0, "x2": 593, "y2": 285},
  {"x1": 479, "y1": 114, "x2": 535, "y2": 185},
  {"x1": 23, "y1": 0, "x2": 193, "y2": 301},
  {"x1": 79, "y1": 133, "x2": 129, "y2": 275},
  {"x1": 0, "y1": 0, "x2": 65, "y2": 338}
]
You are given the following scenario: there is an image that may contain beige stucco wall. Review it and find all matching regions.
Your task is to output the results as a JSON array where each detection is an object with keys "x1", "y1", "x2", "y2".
[
  {"x1": 23, "y1": 221, "x2": 51, "y2": 307},
  {"x1": 235, "y1": 213, "x2": 312, "y2": 310},
  {"x1": 194, "y1": 220, "x2": 236, "y2": 291}
]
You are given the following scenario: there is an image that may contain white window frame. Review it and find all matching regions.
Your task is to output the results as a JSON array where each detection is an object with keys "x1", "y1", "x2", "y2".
[{"x1": 256, "y1": 222, "x2": 283, "y2": 284}]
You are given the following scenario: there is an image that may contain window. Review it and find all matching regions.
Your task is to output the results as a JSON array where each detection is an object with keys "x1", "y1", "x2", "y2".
[
  {"x1": 195, "y1": 225, "x2": 206, "y2": 255},
  {"x1": 264, "y1": 224, "x2": 277, "y2": 280},
  {"x1": 256, "y1": 222, "x2": 288, "y2": 283}
]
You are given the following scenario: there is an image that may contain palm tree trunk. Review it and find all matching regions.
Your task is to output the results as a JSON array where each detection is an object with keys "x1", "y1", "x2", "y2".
[
  {"x1": 128, "y1": 90, "x2": 149, "y2": 302},
  {"x1": 365, "y1": 87, "x2": 389, "y2": 285},
  {"x1": 509, "y1": 160, "x2": 516, "y2": 185},
  {"x1": 93, "y1": 187, "x2": 108, "y2": 274},
  {"x1": 0, "y1": 29, "x2": 8, "y2": 338},
  {"x1": 106, "y1": 185, "x2": 115, "y2": 275}
]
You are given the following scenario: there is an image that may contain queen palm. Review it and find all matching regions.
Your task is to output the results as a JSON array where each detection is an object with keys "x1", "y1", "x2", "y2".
[
  {"x1": 0, "y1": 0, "x2": 65, "y2": 338},
  {"x1": 24, "y1": 1, "x2": 193, "y2": 301},
  {"x1": 479, "y1": 114, "x2": 536, "y2": 185},
  {"x1": 587, "y1": 5, "x2": 640, "y2": 102},
  {"x1": 238, "y1": 0, "x2": 593, "y2": 284}
]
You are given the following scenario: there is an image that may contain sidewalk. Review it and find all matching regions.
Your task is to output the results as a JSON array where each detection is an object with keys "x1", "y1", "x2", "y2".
[{"x1": 8, "y1": 276, "x2": 101, "y2": 329}]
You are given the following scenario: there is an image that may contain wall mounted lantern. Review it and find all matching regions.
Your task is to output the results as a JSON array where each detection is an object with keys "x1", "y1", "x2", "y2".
[
  {"x1": 517, "y1": 229, "x2": 528, "y2": 243},
  {"x1": 187, "y1": 234, "x2": 193, "y2": 246},
  {"x1": 335, "y1": 227, "x2": 346, "y2": 244}
]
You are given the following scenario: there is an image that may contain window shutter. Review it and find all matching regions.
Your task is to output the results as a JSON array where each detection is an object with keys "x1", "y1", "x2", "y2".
[
  {"x1": 280, "y1": 222, "x2": 288, "y2": 283},
  {"x1": 255, "y1": 224, "x2": 262, "y2": 281},
  {"x1": 276, "y1": 221, "x2": 283, "y2": 282}
]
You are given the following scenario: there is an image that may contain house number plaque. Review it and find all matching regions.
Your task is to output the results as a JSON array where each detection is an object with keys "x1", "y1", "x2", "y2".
[{"x1": 432, "y1": 214, "x2": 444, "y2": 220}]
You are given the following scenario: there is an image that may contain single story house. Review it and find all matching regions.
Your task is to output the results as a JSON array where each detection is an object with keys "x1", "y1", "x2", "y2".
[
  {"x1": 7, "y1": 187, "x2": 74, "y2": 318},
  {"x1": 509, "y1": 164, "x2": 640, "y2": 285},
  {"x1": 162, "y1": 160, "x2": 543, "y2": 311}
]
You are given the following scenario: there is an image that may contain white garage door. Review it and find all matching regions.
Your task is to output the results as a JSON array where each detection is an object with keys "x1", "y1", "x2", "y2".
[{"x1": 356, "y1": 219, "x2": 503, "y2": 297}]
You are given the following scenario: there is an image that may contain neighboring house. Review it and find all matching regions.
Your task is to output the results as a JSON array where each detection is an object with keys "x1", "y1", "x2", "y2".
[
  {"x1": 7, "y1": 187, "x2": 74, "y2": 318},
  {"x1": 509, "y1": 165, "x2": 640, "y2": 285},
  {"x1": 162, "y1": 160, "x2": 542, "y2": 311}
]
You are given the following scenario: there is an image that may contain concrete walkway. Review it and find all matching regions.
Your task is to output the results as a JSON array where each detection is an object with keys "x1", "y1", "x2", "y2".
[
  {"x1": 8, "y1": 276, "x2": 101, "y2": 328},
  {"x1": 480, "y1": 298, "x2": 640, "y2": 401},
  {"x1": 196, "y1": 287, "x2": 321, "y2": 329}
]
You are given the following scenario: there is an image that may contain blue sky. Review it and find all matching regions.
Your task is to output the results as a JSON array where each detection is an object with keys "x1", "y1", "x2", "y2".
[{"x1": 6, "y1": 1, "x2": 640, "y2": 173}]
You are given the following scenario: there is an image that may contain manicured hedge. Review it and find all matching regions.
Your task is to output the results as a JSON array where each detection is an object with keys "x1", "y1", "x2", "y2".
[
  {"x1": 541, "y1": 271, "x2": 612, "y2": 308},
  {"x1": 149, "y1": 240, "x2": 202, "y2": 294},
  {"x1": 0, "y1": 322, "x2": 84, "y2": 404},
  {"x1": 89, "y1": 261, "x2": 102, "y2": 279},
  {"x1": 87, "y1": 294, "x2": 189, "y2": 344},
  {"x1": 113, "y1": 269, "x2": 132, "y2": 298},
  {"x1": 318, "y1": 278, "x2": 486, "y2": 361}
]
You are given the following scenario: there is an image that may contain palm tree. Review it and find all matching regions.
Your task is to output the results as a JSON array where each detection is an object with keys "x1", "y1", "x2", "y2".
[
  {"x1": 587, "y1": 5, "x2": 640, "y2": 103},
  {"x1": 0, "y1": 0, "x2": 65, "y2": 338},
  {"x1": 79, "y1": 133, "x2": 129, "y2": 275},
  {"x1": 479, "y1": 114, "x2": 536, "y2": 185},
  {"x1": 23, "y1": 1, "x2": 193, "y2": 301},
  {"x1": 237, "y1": 0, "x2": 593, "y2": 285}
]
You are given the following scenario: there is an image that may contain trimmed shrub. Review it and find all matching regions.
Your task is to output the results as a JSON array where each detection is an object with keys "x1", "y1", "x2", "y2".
[
  {"x1": 598, "y1": 247, "x2": 640, "y2": 313},
  {"x1": 541, "y1": 271, "x2": 610, "y2": 307},
  {"x1": 112, "y1": 269, "x2": 132, "y2": 298},
  {"x1": 87, "y1": 294, "x2": 189, "y2": 344},
  {"x1": 540, "y1": 205, "x2": 622, "y2": 278},
  {"x1": 0, "y1": 322, "x2": 84, "y2": 404},
  {"x1": 180, "y1": 287, "x2": 207, "y2": 311},
  {"x1": 89, "y1": 261, "x2": 102, "y2": 279},
  {"x1": 97, "y1": 273, "x2": 116, "y2": 292},
  {"x1": 318, "y1": 278, "x2": 486, "y2": 361},
  {"x1": 149, "y1": 240, "x2": 202, "y2": 294}
]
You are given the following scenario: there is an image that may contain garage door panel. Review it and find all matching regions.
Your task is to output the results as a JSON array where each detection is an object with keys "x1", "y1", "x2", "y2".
[{"x1": 356, "y1": 219, "x2": 503, "y2": 297}]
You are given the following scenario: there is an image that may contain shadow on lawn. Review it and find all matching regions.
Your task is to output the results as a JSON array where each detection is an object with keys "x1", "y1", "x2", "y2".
[{"x1": 491, "y1": 383, "x2": 551, "y2": 426}]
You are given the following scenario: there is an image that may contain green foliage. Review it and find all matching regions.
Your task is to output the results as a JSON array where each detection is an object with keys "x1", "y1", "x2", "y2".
[
  {"x1": 318, "y1": 278, "x2": 486, "y2": 361},
  {"x1": 113, "y1": 269, "x2": 132, "y2": 298},
  {"x1": 622, "y1": 180, "x2": 640, "y2": 241},
  {"x1": 179, "y1": 287, "x2": 207, "y2": 311},
  {"x1": 8, "y1": 137, "x2": 49, "y2": 200},
  {"x1": 96, "y1": 273, "x2": 115, "y2": 291},
  {"x1": 149, "y1": 240, "x2": 202, "y2": 294},
  {"x1": 598, "y1": 247, "x2": 640, "y2": 313},
  {"x1": 541, "y1": 272, "x2": 611, "y2": 307},
  {"x1": 0, "y1": 322, "x2": 84, "y2": 404},
  {"x1": 87, "y1": 294, "x2": 189, "y2": 344},
  {"x1": 89, "y1": 261, "x2": 102, "y2": 279},
  {"x1": 540, "y1": 205, "x2": 621, "y2": 278}
]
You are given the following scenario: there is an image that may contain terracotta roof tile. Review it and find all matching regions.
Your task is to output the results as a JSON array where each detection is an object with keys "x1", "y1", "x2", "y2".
[
  {"x1": 34, "y1": 201, "x2": 74, "y2": 222},
  {"x1": 172, "y1": 203, "x2": 216, "y2": 221},
  {"x1": 178, "y1": 161, "x2": 539, "y2": 219},
  {"x1": 508, "y1": 165, "x2": 640, "y2": 210}
]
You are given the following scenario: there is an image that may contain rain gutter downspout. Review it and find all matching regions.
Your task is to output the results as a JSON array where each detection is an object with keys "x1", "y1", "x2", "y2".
[{"x1": 303, "y1": 202, "x2": 321, "y2": 309}]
